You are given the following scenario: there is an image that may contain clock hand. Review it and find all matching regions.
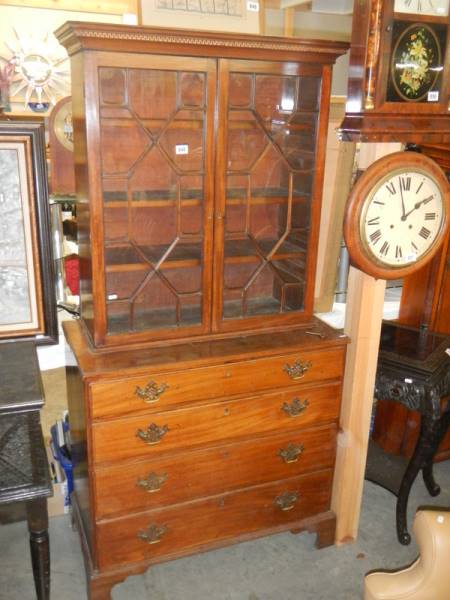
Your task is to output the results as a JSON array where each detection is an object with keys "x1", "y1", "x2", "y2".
[
  {"x1": 401, "y1": 195, "x2": 434, "y2": 220},
  {"x1": 399, "y1": 176, "x2": 406, "y2": 218}
]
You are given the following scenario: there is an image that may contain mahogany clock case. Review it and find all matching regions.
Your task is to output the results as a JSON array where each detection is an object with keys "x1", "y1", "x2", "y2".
[{"x1": 340, "y1": 0, "x2": 450, "y2": 142}]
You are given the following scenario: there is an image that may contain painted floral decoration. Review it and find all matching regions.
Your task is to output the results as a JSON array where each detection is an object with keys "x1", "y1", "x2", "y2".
[{"x1": 393, "y1": 25, "x2": 440, "y2": 100}]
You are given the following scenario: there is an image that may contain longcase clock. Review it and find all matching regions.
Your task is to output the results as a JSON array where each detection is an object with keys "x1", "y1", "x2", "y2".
[{"x1": 340, "y1": 0, "x2": 450, "y2": 143}]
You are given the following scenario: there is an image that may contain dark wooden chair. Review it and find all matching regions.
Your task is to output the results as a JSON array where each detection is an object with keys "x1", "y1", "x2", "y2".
[{"x1": 0, "y1": 341, "x2": 53, "y2": 599}]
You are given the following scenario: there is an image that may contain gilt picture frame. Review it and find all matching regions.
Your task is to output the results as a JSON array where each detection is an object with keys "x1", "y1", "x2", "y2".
[{"x1": 0, "y1": 120, "x2": 58, "y2": 344}]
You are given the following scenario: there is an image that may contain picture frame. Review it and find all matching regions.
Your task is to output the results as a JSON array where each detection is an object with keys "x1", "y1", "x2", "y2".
[{"x1": 0, "y1": 120, "x2": 58, "y2": 344}]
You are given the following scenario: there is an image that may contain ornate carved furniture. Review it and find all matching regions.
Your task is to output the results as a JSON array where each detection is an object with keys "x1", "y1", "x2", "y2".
[
  {"x1": 55, "y1": 21, "x2": 348, "y2": 600},
  {"x1": 366, "y1": 321, "x2": 450, "y2": 545},
  {"x1": 0, "y1": 341, "x2": 52, "y2": 599},
  {"x1": 376, "y1": 144, "x2": 450, "y2": 463}
]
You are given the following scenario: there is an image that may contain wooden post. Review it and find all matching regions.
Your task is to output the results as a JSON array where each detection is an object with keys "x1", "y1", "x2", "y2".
[
  {"x1": 331, "y1": 142, "x2": 402, "y2": 543},
  {"x1": 258, "y1": 0, "x2": 266, "y2": 34},
  {"x1": 332, "y1": 267, "x2": 386, "y2": 543},
  {"x1": 284, "y1": 7, "x2": 295, "y2": 37}
]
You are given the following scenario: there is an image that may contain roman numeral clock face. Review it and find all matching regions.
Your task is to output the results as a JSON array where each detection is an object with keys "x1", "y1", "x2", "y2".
[
  {"x1": 394, "y1": 0, "x2": 449, "y2": 16},
  {"x1": 362, "y1": 169, "x2": 444, "y2": 268},
  {"x1": 344, "y1": 152, "x2": 449, "y2": 280}
]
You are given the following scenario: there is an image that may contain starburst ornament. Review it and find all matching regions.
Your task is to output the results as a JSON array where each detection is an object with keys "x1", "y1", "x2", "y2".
[{"x1": 5, "y1": 29, "x2": 70, "y2": 106}]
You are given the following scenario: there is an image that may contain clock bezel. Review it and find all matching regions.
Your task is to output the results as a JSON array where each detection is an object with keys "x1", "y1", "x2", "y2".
[{"x1": 344, "y1": 151, "x2": 450, "y2": 279}]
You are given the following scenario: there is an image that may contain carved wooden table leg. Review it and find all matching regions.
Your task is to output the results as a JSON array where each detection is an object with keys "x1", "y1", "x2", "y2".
[
  {"x1": 26, "y1": 497, "x2": 50, "y2": 600},
  {"x1": 422, "y1": 404, "x2": 450, "y2": 497},
  {"x1": 396, "y1": 392, "x2": 441, "y2": 546}
]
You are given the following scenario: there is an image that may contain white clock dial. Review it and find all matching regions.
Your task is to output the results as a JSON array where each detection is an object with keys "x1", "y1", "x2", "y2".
[
  {"x1": 361, "y1": 169, "x2": 444, "y2": 267},
  {"x1": 394, "y1": 0, "x2": 449, "y2": 16}
]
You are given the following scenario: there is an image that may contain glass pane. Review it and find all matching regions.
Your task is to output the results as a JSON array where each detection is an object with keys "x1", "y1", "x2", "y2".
[
  {"x1": 222, "y1": 69, "x2": 321, "y2": 321},
  {"x1": 229, "y1": 73, "x2": 253, "y2": 107},
  {"x1": 180, "y1": 72, "x2": 205, "y2": 108},
  {"x1": 100, "y1": 66, "x2": 208, "y2": 335},
  {"x1": 128, "y1": 69, "x2": 177, "y2": 134},
  {"x1": 99, "y1": 68, "x2": 126, "y2": 105}
]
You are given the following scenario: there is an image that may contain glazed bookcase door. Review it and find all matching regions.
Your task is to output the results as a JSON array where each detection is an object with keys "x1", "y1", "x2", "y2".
[
  {"x1": 91, "y1": 54, "x2": 216, "y2": 345},
  {"x1": 213, "y1": 59, "x2": 326, "y2": 333}
]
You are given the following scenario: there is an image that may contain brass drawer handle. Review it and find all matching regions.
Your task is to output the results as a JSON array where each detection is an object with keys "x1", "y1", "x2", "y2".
[
  {"x1": 274, "y1": 491, "x2": 299, "y2": 511},
  {"x1": 137, "y1": 472, "x2": 168, "y2": 493},
  {"x1": 136, "y1": 423, "x2": 169, "y2": 445},
  {"x1": 283, "y1": 359, "x2": 312, "y2": 380},
  {"x1": 135, "y1": 380, "x2": 169, "y2": 404},
  {"x1": 137, "y1": 523, "x2": 167, "y2": 545},
  {"x1": 278, "y1": 442, "x2": 305, "y2": 464},
  {"x1": 282, "y1": 398, "x2": 309, "y2": 418}
]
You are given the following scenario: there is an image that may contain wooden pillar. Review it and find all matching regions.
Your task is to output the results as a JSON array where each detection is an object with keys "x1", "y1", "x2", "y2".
[
  {"x1": 284, "y1": 7, "x2": 295, "y2": 37},
  {"x1": 332, "y1": 267, "x2": 386, "y2": 543},
  {"x1": 258, "y1": 0, "x2": 266, "y2": 34},
  {"x1": 332, "y1": 142, "x2": 402, "y2": 544}
]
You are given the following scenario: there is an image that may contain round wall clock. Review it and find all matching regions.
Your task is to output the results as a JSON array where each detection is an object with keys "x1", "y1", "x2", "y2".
[
  {"x1": 51, "y1": 96, "x2": 73, "y2": 151},
  {"x1": 48, "y1": 96, "x2": 75, "y2": 195},
  {"x1": 344, "y1": 151, "x2": 450, "y2": 280}
]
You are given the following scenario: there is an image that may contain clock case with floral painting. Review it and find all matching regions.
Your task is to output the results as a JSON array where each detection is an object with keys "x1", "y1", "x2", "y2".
[{"x1": 340, "y1": 0, "x2": 450, "y2": 143}]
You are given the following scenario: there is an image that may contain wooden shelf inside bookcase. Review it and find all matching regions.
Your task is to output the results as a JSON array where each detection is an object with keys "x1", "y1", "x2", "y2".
[
  {"x1": 224, "y1": 238, "x2": 307, "y2": 265},
  {"x1": 104, "y1": 199, "x2": 202, "y2": 208},
  {"x1": 105, "y1": 243, "x2": 202, "y2": 272}
]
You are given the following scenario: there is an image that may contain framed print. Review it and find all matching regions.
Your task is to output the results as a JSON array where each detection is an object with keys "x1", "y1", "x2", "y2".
[{"x1": 0, "y1": 121, "x2": 58, "y2": 344}]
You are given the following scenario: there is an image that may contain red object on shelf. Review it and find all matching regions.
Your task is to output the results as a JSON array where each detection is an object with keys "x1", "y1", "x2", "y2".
[{"x1": 64, "y1": 254, "x2": 79, "y2": 295}]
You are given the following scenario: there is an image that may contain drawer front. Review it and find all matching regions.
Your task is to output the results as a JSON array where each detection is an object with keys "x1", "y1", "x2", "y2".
[
  {"x1": 94, "y1": 424, "x2": 337, "y2": 519},
  {"x1": 96, "y1": 469, "x2": 333, "y2": 569},
  {"x1": 92, "y1": 383, "x2": 341, "y2": 464},
  {"x1": 90, "y1": 347, "x2": 346, "y2": 419}
]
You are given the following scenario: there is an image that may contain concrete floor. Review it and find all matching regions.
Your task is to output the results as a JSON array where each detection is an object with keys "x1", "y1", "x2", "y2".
[{"x1": 1, "y1": 460, "x2": 450, "y2": 600}]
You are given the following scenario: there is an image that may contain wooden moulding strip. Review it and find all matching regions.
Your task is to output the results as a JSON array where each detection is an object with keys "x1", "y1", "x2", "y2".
[{"x1": 0, "y1": 0, "x2": 139, "y2": 16}]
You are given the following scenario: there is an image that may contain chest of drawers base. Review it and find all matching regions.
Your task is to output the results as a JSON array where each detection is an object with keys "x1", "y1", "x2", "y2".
[
  {"x1": 64, "y1": 319, "x2": 347, "y2": 600},
  {"x1": 72, "y1": 492, "x2": 337, "y2": 600}
]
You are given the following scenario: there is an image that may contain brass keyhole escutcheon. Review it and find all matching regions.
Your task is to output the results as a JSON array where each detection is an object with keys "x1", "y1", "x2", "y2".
[{"x1": 224, "y1": 407, "x2": 230, "y2": 416}]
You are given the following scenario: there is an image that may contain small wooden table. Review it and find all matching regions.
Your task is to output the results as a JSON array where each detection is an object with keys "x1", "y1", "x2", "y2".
[
  {"x1": 366, "y1": 322, "x2": 450, "y2": 545},
  {"x1": 0, "y1": 341, "x2": 53, "y2": 599}
]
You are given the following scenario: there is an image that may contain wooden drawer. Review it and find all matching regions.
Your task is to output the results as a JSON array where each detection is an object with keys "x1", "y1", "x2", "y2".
[
  {"x1": 92, "y1": 383, "x2": 341, "y2": 464},
  {"x1": 94, "y1": 424, "x2": 337, "y2": 519},
  {"x1": 90, "y1": 347, "x2": 346, "y2": 419},
  {"x1": 96, "y1": 469, "x2": 333, "y2": 569}
]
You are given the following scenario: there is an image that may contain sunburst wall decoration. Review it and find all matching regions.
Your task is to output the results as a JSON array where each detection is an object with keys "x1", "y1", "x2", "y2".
[{"x1": 2, "y1": 29, "x2": 70, "y2": 108}]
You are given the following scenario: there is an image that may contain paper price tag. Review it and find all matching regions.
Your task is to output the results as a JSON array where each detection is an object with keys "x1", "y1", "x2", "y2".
[
  {"x1": 175, "y1": 144, "x2": 189, "y2": 155},
  {"x1": 428, "y1": 91, "x2": 439, "y2": 102},
  {"x1": 247, "y1": 1, "x2": 259, "y2": 11}
]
